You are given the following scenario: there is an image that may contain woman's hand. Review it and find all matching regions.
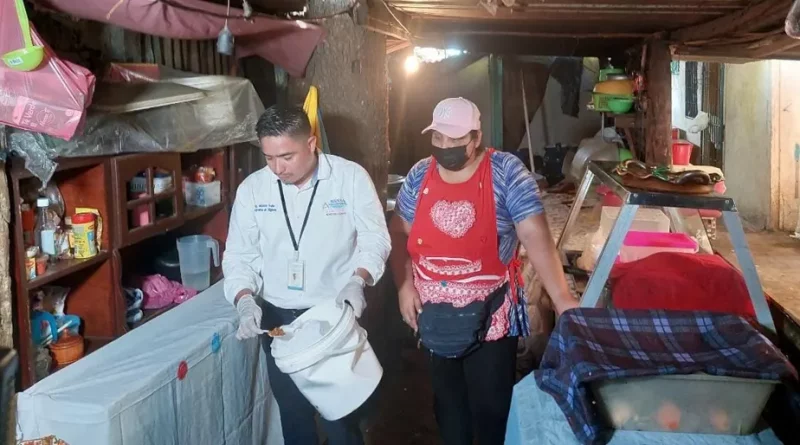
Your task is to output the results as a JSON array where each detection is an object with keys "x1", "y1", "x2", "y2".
[{"x1": 399, "y1": 287, "x2": 423, "y2": 332}]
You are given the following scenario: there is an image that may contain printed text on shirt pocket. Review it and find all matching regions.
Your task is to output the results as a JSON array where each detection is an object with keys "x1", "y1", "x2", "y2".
[
  {"x1": 254, "y1": 204, "x2": 277, "y2": 213},
  {"x1": 323, "y1": 199, "x2": 347, "y2": 216}
]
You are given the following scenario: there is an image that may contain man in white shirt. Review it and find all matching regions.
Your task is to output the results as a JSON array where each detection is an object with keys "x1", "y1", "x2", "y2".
[{"x1": 223, "y1": 105, "x2": 391, "y2": 445}]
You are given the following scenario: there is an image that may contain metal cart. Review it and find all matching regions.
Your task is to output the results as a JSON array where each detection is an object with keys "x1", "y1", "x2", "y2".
[{"x1": 557, "y1": 161, "x2": 775, "y2": 334}]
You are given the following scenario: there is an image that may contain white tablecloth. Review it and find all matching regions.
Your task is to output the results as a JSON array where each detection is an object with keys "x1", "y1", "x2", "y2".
[{"x1": 17, "y1": 281, "x2": 283, "y2": 445}]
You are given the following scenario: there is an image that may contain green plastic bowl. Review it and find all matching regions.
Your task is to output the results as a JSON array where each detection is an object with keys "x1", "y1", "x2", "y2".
[{"x1": 607, "y1": 98, "x2": 634, "y2": 114}]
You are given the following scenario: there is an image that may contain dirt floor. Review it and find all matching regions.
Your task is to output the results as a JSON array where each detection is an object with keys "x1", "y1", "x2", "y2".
[{"x1": 713, "y1": 230, "x2": 800, "y2": 324}]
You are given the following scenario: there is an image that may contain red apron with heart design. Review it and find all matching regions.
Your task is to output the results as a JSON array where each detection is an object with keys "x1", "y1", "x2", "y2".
[{"x1": 407, "y1": 149, "x2": 518, "y2": 340}]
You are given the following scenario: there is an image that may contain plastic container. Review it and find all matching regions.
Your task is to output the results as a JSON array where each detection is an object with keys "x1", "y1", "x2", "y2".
[
  {"x1": 271, "y1": 299, "x2": 382, "y2": 421},
  {"x1": 592, "y1": 93, "x2": 633, "y2": 112},
  {"x1": 129, "y1": 175, "x2": 173, "y2": 194},
  {"x1": 176, "y1": 235, "x2": 220, "y2": 291},
  {"x1": 591, "y1": 373, "x2": 778, "y2": 435},
  {"x1": 71, "y1": 212, "x2": 97, "y2": 259},
  {"x1": 184, "y1": 180, "x2": 221, "y2": 207},
  {"x1": 599, "y1": 207, "x2": 670, "y2": 238},
  {"x1": 607, "y1": 98, "x2": 634, "y2": 114},
  {"x1": 672, "y1": 140, "x2": 694, "y2": 166},
  {"x1": 25, "y1": 246, "x2": 36, "y2": 280},
  {"x1": 619, "y1": 231, "x2": 698, "y2": 263}
]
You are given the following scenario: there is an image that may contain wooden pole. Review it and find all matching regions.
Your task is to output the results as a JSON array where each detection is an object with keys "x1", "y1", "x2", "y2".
[
  {"x1": 521, "y1": 77, "x2": 535, "y2": 170},
  {"x1": 644, "y1": 40, "x2": 672, "y2": 165}
]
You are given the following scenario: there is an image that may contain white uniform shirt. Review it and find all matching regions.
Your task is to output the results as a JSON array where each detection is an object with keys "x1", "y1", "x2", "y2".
[{"x1": 222, "y1": 154, "x2": 391, "y2": 309}]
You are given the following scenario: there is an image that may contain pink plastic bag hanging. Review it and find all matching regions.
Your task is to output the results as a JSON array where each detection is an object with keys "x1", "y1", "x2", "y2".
[{"x1": 0, "y1": 1, "x2": 95, "y2": 140}]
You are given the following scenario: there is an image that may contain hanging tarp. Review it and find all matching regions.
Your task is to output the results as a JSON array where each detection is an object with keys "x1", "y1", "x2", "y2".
[
  {"x1": 0, "y1": 2, "x2": 95, "y2": 140},
  {"x1": 33, "y1": 0, "x2": 325, "y2": 78},
  {"x1": 9, "y1": 65, "x2": 265, "y2": 184}
]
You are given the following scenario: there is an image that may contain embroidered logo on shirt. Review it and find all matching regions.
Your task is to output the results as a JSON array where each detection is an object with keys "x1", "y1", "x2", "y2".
[
  {"x1": 323, "y1": 198, "x2": 347, "y2": 216},
  {"x1": 430, "y1": 200, "x2": 476, "y2": 238},
  {"x1": 255, "y1": 204, "x2": 277, "y2": 213}
]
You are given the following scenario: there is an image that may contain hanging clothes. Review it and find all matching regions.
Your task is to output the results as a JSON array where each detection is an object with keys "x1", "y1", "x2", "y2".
[{"x1": 550, "y1": 58, "x2": 584, "y2": 118}]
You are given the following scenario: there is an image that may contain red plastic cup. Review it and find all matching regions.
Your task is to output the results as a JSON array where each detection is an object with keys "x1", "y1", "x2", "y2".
[{"x1": 672, "y1": 140, "x2": 693, "y2": 166}]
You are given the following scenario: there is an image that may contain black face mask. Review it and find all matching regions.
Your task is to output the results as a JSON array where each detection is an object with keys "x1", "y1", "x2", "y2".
[{"x1": 432, "y1": 145, "x2": 469, "y2": 171}]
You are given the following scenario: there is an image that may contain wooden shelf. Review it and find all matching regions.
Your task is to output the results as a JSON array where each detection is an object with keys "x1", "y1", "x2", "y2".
[
  {"x1": 85, "y1": 336, "x2": 114, "y2": 355},
  {"x1": 9, "y1": 148, "x2": 248, "y2": 390},
  {"x1": 184, "y1": 202, "x2": 225, "y2": 221},
  {"x1": 132, "y1": 304, "x2": 177, "y2": 330},
  {"x1": 26, "y1": 251, "x2": 110, "y2": 290},
  {"x1": 126, "y1": 189, "x2": 177, "y2": 209}
]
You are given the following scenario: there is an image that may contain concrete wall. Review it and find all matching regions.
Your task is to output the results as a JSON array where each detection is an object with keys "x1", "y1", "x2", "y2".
[
  {"x1": 772, "y1": 61, "x2": 800, "y2": 232},
  {"x1": 723, "y1": 61, "x2": 773, "y2": 230},
  {"x1": 670, "y1": 60, "x2": 800, "y2": 231}
]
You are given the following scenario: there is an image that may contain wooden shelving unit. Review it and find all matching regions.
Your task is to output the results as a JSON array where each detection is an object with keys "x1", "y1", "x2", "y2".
[{"x1": 8, "y1": 146, "x2": 262, "y2": 389}]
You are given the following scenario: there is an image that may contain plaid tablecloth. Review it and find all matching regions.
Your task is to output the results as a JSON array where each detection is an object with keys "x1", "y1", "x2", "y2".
[{"x1": 534, "y1": 309, "x2": 797, "y2": 445}]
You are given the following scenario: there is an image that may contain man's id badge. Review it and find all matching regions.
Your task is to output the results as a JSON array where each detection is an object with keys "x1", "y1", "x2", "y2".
[{"x1": 287, "y1": 259, "x2": 305, "y2": 291}]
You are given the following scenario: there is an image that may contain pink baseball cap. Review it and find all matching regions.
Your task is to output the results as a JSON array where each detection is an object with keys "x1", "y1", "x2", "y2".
[{"x1": 421, "y1": 97, "x2": 481, "y2": 139}]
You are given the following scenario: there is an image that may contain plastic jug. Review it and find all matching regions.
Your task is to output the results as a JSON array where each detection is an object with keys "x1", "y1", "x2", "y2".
[{"x1": 176, "y1": 235, "x2": 220, "y2": 291}]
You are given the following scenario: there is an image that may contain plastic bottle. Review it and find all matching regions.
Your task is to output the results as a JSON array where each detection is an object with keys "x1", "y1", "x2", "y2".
[{"x1": 34, "y1": 198, "x2": 56, "y2": 256}]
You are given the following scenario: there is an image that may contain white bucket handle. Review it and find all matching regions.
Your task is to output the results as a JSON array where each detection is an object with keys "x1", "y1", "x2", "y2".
[{"x1": 321, "y1": 326, "x2": 368, "y2": 359}]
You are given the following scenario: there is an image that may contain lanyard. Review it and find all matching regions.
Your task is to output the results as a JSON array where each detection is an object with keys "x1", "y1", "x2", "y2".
[{"x1": 278, "y1": 179, "x2": 320, "y2": 257}]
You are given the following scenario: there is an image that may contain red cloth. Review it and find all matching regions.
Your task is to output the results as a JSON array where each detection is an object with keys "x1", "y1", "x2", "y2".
[
  {"x1": 0, "y1": 2, "x2": 95, "y2": 140},
  {"x1": 407, "y1": 149, "x2": 516, "y2": 340},
  {"x1": 35, "y1": 0, "x2": 325, "y2": 78},
  {"x1": 610, "y1": 252, "x2": 755, "y2": 318}
]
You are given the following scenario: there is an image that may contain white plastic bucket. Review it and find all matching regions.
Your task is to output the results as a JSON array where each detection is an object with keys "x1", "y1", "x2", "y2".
[{"x1": 270, "y1": 300, "x2": 383, "y2": 421}]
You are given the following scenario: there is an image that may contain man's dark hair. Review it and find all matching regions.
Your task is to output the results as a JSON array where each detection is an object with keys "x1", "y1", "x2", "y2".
[{"x1": 256, "y1": 105, "x2": 311, "y2": 140}]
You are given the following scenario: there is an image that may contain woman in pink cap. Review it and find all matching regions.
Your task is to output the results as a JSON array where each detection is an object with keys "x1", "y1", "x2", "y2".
[{"x1": 389, "y1": 97, "x2": 578, "y2": 444}]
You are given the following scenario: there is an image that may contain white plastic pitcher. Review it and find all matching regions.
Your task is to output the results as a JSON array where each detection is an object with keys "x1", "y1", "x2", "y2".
[
  {"x1": 271, "y1": 300, "x2": 383, "y2": 421},
  {"x1": 176, "y1": 235, "x2": 220, "y2": 291}
]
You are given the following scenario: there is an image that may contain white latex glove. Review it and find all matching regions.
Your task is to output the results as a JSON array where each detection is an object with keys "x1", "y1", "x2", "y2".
[
  {"x1": 235, "y1": 295, "x2": 266, "y2": 340},
  {"x1": 336, "y1": 275, "x2": 367, "y2": 318}
]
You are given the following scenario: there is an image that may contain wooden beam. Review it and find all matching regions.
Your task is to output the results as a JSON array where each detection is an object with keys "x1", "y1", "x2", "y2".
[
  {"x1": 788, "y1": 0, "x2": 800, "y2": 38},
  {"x1": 366, "y1": 17, "x2": 409, "y2": 41},
  {"x1": 671, "y1": 0, "x2": 788, "y2": 43},
  {"x1": 673, "y1": 33, "x2": 800, "y2": 60},
  {"x1": 413, "y1": 34, "x2": 637, "y2": 57},
  {"x1": 421, "y1": 30, "x2": 651, "y2": 39},
  {"x1": 644, "y1": 40, "x2": 672, "y2": 165}
]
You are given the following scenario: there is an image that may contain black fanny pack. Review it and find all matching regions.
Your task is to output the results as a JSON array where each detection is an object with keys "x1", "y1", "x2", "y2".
[{"x1": 417, "y1": 283, "x2": 508, "y2": 358}]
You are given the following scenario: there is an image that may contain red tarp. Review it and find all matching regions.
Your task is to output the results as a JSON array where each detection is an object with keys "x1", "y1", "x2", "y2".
[
  {"x1": 0, "y1": 2, "x2": 96, "y2": 140},
  {"x1": 34, "y1": 0, "x2": 326, "y2": 78}
]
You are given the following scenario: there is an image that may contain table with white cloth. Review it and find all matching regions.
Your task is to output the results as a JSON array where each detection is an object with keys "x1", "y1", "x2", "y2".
[
  {"x1": 505, "y1": 373, "x2": 783, "y2": 445},
  {"x1": 16, "y1": 281, "x2": 283, "y2": 445}
]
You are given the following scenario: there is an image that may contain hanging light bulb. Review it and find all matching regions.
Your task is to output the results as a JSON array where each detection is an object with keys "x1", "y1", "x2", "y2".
[
  {"x1": 217, "y1": 26, "x2": 234, "y2": 56},
  {"x1": 217, "y1": 0, "x2": 235, "y2": 55},
  {"x1": 404, "y1": 55, "x2": 420, "y2": 74}
]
